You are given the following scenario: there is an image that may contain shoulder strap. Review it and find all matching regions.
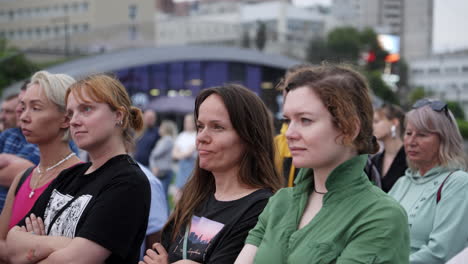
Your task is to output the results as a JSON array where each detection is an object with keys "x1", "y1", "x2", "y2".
[
  {"x1": 436, "y1": 171, "x2": 455, "y2": 204},
  {"x1": 15, "y1": 166, "x2": 35, "y2": 196}
]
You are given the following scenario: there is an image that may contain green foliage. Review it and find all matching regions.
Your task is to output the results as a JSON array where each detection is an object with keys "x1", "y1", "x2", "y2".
[
  {"x1": 364, "y1": 71, "x2": 399, "y2": 105},
  {"x1": 408, "y1": 87, "x2": 427, "y2": 105},
  {"x1": 255, "y1": 22, "x2": 267, "y2": 51},
  {"x1": 326, "y1": 27, "x2": 361, "y2": 63},
  {"x1": 456, "y1": 119, "x2": 468, "y2": 139},
  {"x1": 306, "y1": 37, "x2": 328, "y2": 64},
  {"x1": 447, "y1": 101, "x2": 466, "y2": 120},
  {"x1": 0, "y1": 38, "x2": 38, "y2": 94}
]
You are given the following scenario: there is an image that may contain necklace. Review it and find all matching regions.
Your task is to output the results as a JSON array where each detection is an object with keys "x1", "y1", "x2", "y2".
[
  {"x1": 313, "y1": 186, "x2": 327, "y2": 195},
  {"x1": 29, "y1": 152, "x2": 76, "y2": 198}
]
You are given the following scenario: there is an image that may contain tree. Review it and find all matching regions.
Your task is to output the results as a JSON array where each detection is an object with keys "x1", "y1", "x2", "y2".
[
  {"x1": 326, "y1": 27, "x2": 361, "y2": 63},
  {"x1": 255, "y1": 22, "x2": 267, "y2": 51},
  {"x1": 408, "y1": 87, "x2": 427, "y2": 105},
  {"x1": 0, "y1": 38, "x2": 38, "y2": 94},
  {"x1": 364, "y1": 70, "x2": 399, "y2": 105},
  {"x1": 447, "y1": 101, "x2": 465, "y2": 120},
  {"x1": 306, "y1": 37, "x2": 329, "y2": 64}
]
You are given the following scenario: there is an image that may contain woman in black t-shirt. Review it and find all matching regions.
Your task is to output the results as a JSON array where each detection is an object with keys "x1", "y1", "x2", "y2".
[
  {"x1": 7, "y1": 74, "x2": 151, "y2": 264},
  {"x1": 140, "y1": 84, "x2": 282, "y2": 264}
]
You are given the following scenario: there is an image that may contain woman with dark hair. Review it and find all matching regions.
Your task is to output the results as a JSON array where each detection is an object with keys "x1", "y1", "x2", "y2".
[
  {"x1": 366, "y1": 103, "x2": 407, "y2": 192},
  {"x1": 6, "y1": 74, "x2": 151, "y2": 264},
  {"x1": 140, "y1": 84, "x2": 282, "y2": 264},
  {"x1": 389, "y1": 98, "x2": 468, "y2": 263},
  {"x1": 236, "y1": 64, "x2": 409, "y2": 263}
]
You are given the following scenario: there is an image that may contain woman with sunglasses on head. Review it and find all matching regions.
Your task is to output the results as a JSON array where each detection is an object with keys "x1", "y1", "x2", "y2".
[
  {"x1": 235, "y1": 64, "x2": 409, "y2": 264},
  {"x1": 389, "y1": 98, "x2": 468, "y2": 264},
  {"x1": 6, "y1": 74, "x2": 151, "y2": 264},
  {"x1": 366, "y1": 103, "x2": 407, "y2": 192},
  {"x1": 140, "y1": 84, "x2": 282, "y2": 264}
]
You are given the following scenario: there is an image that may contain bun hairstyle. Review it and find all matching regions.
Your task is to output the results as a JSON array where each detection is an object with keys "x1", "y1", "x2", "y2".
[
  {"x1": 66, "y1": 73, "x2": 143, "y2": 150},
  {"x1": 284, "y1": 63, "x2": 379, "y2": 155}
]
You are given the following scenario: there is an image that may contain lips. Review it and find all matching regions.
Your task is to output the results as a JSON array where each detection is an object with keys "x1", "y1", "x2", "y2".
[
  {"x1": 289, "y1": 146, "x2": 307, "y2": 155},
  {"x1": 198, "y1": 149, "x2": 212, "y2": 155},
  {"x1": 21, "y1": 128, "x2": 32, "y2": 136}
]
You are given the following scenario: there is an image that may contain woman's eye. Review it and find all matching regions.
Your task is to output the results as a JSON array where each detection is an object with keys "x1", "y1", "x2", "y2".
[
  {"x1": 196, "y1": 124, "x2": 204, "y2": 131},
  {"x1": 282, "y1": 118, "x2": 291, "y2": 125},
  {"x1": 301, "y1": 118, "x2": 312, "y2": 124},
  {"x1": 214, "y1": 125, "x2": 224, "y2": 130}
]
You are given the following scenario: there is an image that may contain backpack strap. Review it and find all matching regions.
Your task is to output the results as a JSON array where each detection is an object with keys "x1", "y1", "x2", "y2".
[
  {"x1": 436, "y1": 171, "x2": 455, "y2": 204},
  {"x1": 15, "y1": 166, "x2": 35, "y2": 196}
]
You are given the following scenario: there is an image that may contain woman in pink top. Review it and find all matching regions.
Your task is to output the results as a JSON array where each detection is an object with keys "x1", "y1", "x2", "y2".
[{"x1": 0, "y1": 71, "x2": 81, "y2": 243}]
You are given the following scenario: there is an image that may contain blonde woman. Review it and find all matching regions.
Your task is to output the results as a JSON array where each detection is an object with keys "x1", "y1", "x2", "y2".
[
  {"x1": 0, "y1": 71, "x2": 80, "y2": 259},
  {"x1": 6, "y1": 74, "x2": 150, "y2": 264}
]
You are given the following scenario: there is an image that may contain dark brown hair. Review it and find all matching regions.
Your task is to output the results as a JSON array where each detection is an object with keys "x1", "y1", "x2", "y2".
[
  {"x1": 165, "y1": 84, "x2": 282, "y2": 241},
  {"x1": 65, "y1": 74, "x2": 143, "y2": 151},
  {"x1": 375, "y1": 103, "x2": 406, "y2": 138},
  {"x1": 284, "y1": 63, "x2": 379, "y2": 154}
]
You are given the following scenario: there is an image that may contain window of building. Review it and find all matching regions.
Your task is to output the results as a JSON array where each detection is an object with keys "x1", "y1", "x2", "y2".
[
  {"x1": 411, "y1": 68, "x2": 424, "y2": 75},
  {"x1": 81, "y1": 2, "x2": 89, "y2": 12},
  {"x1": 129, "y1": 4, "x2": 137, "y2": 20},
  {"x1": 445, "y1": 66, "x2": 458, "y2": 73},
  {"x1": 461, "y1": 66, "x2": 468, "y2": 72},
  {"x1": 428, "y1": 68, "x2": 440, "y2": 74}
]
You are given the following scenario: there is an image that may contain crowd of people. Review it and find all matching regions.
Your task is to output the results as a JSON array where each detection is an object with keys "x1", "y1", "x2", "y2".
[{"x1": 0, "y1": 63, "x2": 466, "y2": 264}]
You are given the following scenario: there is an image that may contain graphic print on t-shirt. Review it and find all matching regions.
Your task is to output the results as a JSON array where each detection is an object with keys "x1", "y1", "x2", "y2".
[
  {"x1": 43, "y1": 189, "x2": 92, "y2": 237},
  {"x1": 173, "y1": 216, "x2": 224, "y2": 261}
]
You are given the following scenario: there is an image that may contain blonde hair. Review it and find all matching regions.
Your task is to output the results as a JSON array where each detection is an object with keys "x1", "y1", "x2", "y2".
[
  {"x1": 30, "y1": 71, "x2": 76, "y2": 141},
  {"x1": 159, "y1": 120, "x2": 177, "y2": 138},
  {"x1": 405, "y1": 105, "x2": 466, "y2": 170},
  {"x1": 66, "y1": 74, "x2": 143, "y2": 151}
]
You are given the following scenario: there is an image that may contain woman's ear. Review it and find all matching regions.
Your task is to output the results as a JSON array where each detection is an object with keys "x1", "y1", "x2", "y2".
[{"x1": 60, "y1": 113, "x2": 70, "y2": 129}]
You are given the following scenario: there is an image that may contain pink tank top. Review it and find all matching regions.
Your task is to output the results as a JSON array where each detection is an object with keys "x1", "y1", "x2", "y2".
[{"x1": 9, "y1": 167, "x2": 54, "y2": 228}]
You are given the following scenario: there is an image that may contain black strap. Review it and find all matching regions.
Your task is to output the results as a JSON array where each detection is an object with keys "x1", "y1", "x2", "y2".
[
  {"x1": 366, "y1": 157, "x2": 382, "y2": 189},
  {"x1": 436, "y1": 171, "x2": 455, "y2": 204},
  {"x1": 46, "y1": 194, "x2": 81, "y2": 235},
  {"x1": 15, "y1": 166, "x2": 35, "y2": 196}
]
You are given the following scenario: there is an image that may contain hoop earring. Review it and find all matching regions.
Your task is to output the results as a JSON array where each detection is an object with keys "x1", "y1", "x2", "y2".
[
  {"x1": 117, "y1": 120, "x2": 123, "y2": 127},
  {"x1": 391, "y1": 125, "x2": 396, "y2": 138}
]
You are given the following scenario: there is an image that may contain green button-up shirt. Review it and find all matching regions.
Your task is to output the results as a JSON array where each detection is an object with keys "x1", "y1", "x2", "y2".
[{"x1": 246, "y1": 155, "x2": 410, "y2": 263}]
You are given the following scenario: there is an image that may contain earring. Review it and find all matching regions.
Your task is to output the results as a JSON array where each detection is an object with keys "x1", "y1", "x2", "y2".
[
  {"x1": 117, "y1": 120, "x2": 123, "y2": 126},
  {"x1": 391, "y1": 125, "x2": 396, "y2": 138}
]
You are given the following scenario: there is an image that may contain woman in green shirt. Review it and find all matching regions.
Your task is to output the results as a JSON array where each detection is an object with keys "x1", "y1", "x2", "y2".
[{"x1": 235, "y1": 64, "x2": 410, "y2": 264}]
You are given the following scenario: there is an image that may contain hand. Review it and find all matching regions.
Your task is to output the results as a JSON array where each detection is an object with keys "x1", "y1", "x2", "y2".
[
  {"x1": 24, "y1": 213, "x2": 46, "y2": 236},
  {"x1": 139, "y1": 243, "x2": 168, "y2": 264}
]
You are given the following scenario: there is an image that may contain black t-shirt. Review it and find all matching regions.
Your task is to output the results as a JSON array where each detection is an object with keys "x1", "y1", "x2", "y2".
[
  {"x1": 19, "y1": 154, "x2": 151, "y2": 264},
  {"x1": 162, "y1": 189, "x2": 272, "y2": 264}
]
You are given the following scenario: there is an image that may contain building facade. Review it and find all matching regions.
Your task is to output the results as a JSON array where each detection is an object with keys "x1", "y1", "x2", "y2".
[
  {"x1": 0, "y1": 0, "x2": 155, "y2": 56},
  {"x1": 329, "y1": 0, "x2": 433, "y2": 60},
  {"x1": 409, "y1": 50, "x2": 468, "y2": 114}
]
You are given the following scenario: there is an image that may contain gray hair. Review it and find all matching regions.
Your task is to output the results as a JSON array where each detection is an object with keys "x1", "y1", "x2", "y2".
[
  {"x1": 30, "y1": 71, "x2": 76, "y2": 141},
  {"x1": 405, "y1": 105, "x2": 466, "y2": 170}
]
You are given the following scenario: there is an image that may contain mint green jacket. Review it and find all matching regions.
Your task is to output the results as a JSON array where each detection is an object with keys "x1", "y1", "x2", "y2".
[
  {"x1": 389, "y1": 166, "x2": 468, "y2": 264},
  {"x1": 245, "y1": 155, "x2": 409, "y2": 264}
]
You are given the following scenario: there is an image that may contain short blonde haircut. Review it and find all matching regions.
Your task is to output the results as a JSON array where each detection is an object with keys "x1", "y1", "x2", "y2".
[
  {"x1": 405, "y1": 105, "x2": 466, "y2": 170},
  {"x1": 30, "y1": 71, "x2": 76, "y2": 141}
]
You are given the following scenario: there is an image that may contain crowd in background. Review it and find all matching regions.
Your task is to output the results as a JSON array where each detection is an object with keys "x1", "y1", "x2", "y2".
[{"x1": 0, "y1": 63, "x2": 466, "y2": 263}]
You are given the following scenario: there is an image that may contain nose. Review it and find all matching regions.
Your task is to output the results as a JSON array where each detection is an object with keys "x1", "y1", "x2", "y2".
[
  {"x1": 69, "y1": 112, "x2": 81, "y2": 127},
  {"x1": 285, "y1": 121, "x2": 299, "y2": 141},
  {"x1": 19, "y1": 107, "x2": 30, "y2": 124},
  {"x1": 404, "y1": 134, "x2": 417, "y2": 147},
  {"x1": 196, "y1": 127, "x2": 211, "y2": 145}
]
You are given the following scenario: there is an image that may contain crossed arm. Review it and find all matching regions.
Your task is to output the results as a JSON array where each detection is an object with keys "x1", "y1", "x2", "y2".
[{"x1": 6, "y1": 215, "x2": 110, "y2": 264}]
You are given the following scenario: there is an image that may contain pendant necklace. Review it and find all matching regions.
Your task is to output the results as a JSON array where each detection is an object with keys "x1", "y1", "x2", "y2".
[{"x1": 29, "y1": 152, "x2": 76, "y2": 198}]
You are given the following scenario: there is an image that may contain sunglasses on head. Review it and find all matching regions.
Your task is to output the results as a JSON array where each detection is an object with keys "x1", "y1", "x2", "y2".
[{"x1": 412, "y1": 99, "x2": 451, "y2": 120}]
